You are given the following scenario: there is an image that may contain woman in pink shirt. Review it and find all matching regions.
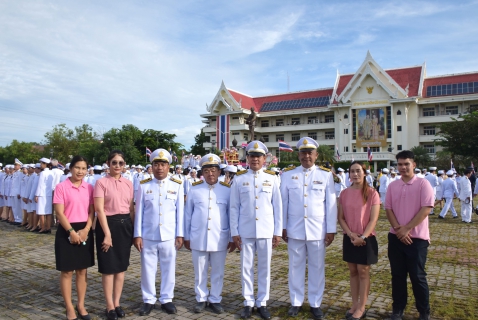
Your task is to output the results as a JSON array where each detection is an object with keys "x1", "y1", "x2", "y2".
[
  {"x1": 53, "y1": 155, "x2": 94, "y2": 320},
  {"x1": 338, "y1": 161, "x2": 380, "y2": 320},
  {"x1": 94, "y1": 150, "x2": 134, "y2": 320}
]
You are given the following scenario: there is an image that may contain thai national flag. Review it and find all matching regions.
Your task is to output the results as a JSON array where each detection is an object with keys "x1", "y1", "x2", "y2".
[
  {"x1": 278, "y1": 140, "x2": 293, "y2": 152},
  {"x1": 335, "y1": 143, "x2": 341, "y2": 160},
  {"x1": 367, "y1": 145, "x2": 373, "y2": 161},
  {"x1": 146, "y1": 147, "x2": 152, "y2": 157},
  {"x1": 216, "y1": 115, "x2": 230, "y2": 151}
]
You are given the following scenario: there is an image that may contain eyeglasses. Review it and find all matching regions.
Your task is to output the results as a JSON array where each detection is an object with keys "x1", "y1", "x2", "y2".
[{"x1": 111, "y1": 161, "x2": 125, "y2": 167}]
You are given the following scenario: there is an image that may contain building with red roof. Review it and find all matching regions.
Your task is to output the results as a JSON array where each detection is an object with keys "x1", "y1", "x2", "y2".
[{"x1": 200, "y1": 51, "x2": 478, "y2": 169}]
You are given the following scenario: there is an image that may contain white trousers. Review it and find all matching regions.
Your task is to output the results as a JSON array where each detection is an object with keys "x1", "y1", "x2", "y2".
[
  {"x1": 288, "y1": 238, "x2": 326, "y2": 308},
  {"x1": 192, "y1": 249, "x2": 227, "y2": 303},
  {"x1": 461, "y1": 200, "x2": 472, "y2": 222},
  {"x1": 439, "y1": 197, "x2": 457, "y2": 217},
  {"x1": 12, "y1": 196, "x2": 22, "y2": 222},
  {"x1": 380, "y1": 192, "x2": 386, "y2": 205},
  {"x1": 241, "y1": 238, "x2": 272, "y2": 307},
  {"x1": 141, "y1": 239, "x2": 176, "y2": 304}
]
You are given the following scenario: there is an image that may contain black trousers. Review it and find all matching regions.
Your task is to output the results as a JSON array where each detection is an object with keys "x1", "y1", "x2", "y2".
[{"x1": 388, "y1": 233, "x2": 430, "y2": 314}]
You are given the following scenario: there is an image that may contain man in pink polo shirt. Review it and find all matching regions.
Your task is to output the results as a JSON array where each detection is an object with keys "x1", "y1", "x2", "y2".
[{"x1": 385, "y1": 150, "x2": 434, "y2": 320}]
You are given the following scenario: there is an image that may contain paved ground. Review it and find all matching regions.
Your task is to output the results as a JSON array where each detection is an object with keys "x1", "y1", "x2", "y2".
[{"x1": 0, "y1": 206, "x2": 477, "y2": 320}]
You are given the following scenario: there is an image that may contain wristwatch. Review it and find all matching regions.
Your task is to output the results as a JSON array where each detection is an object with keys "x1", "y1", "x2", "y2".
[{"x1": 360, "y1": 235, "x2": 367, "y2": 241}]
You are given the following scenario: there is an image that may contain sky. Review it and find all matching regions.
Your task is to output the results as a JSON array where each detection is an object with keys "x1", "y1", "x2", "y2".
[{"x1": 1, "y1": 0, "x2": 478, "y2": 149}]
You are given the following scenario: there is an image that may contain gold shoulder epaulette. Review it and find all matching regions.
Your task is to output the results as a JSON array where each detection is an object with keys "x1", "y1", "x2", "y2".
[
  {"x1": 334, "y1": 176, "x2": 341, "y2": 183},
  {"x1": 219, "y1": 181, "x2": 231, "y2": 188},
  {"x1": 319, "y1": 166, "x2": 331, "y2": 172},
  {"x1": 170, "y1": 177, "x2": 183, "y2": 184},
  {"x1": 264, "y1": 169, "x2": 275, "y2": 175},
  {"x1": 192, "y1": 180, "x2": 204, "y2": 186},
  {"x1": 140, "y1": 177, "x2": 152, "y2": 184},
  {"x1": 236, "y1": 170, "x2": 247, "y2": 176},
  {"x1": 283, "y1": 166, "x2": 296, "y2": 172}
]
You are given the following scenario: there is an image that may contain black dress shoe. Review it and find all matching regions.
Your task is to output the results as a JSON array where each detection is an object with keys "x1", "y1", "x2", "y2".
[
  {"x1": 438, "y1": 216, "x2": 445, "y2": 219},
  {"x1": 257, "y1": 306, "x2": 271, "y2": 320},
  {"x1": 390, "y1": 309, "x2": 404, "y2": 320},
  {"x1": 105, "y1": 309, "x2": 118, "y2": 320},
  {"x1": 161, "y1": 302, "x2": 177, "y2": 314},
  {"x1": 75, "y1": 306, "x2": 91, "y2": 320},
  {"x1": 288, "y1": 305, "x2": 301, "y2": 317},
  {"x1": 310, "y1": 307, "x2": 324, "y2": 320},
  {"x1": 139, "y1": 303, "x2": 154, "y2": 316},
  {"x1": 39, "y1": 229, "x2": 51, "y2": 234},
  {"x1": 209, "y1": 302, "x2": 224, "y2": 314},
  {"x1": 419, "y1": 312, "x2": 430, "y2": 320},
  {"x1": 350, "y1": 309, "x2": 367, "y2": 320},
  {"x1": 240, "y1": 306, "x2": 253, "y2": 319},
  {"x1": 115, "y1": 306, "x2": 125, "y2": 318},
  {"x1": 345, "y1": 310, "x2": 353, "y2": 319},
  {"x1": 32, "y1": 227, "x2": 41, "y2": 232},
  {"x1": 193, "y1": 301, "x2": 206, "y2": 313}
]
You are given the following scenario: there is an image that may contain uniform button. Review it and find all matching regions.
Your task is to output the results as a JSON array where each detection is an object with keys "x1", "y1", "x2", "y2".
[
  {"x1": 160, "y1": 203, "x2": 162, "y2": 206},
  {"x1": 255, "y1": 175, "x2": 257, "y2": 178},
  {"x1": 209, "y1": 207, "x2": 211, "y2": 210},
  {"x1": 255, "y1": 196, "x2": 258, "y2": 199},
  {"x1": 304, "y1": 215, "x2": 307, "y2": 218},
  {"x1": 208, "y1": 228, "x2": 211, "y2": 231},
  {"x1": 305, "y1": 174, "x2": 308, "y2": 177},
  {"x1": 208, "y1": 217, "x2": 211, "y2": 220},
  {"x1": 256, "y1": 217, "x2": 259, "y2": 220},
  {"x1": 256, "y1": 206, "x2": 259, "y2": 209},
  {"x1": 304, "y1": 184, "x2": 308, "y2": 186},
  {"x1": 209, "y1": 197, "x2": 212, "y2": 200},
  {"x1": 159, "y1": 223, "x2": 162, "y2": 226},
  {"x1": 160, "y1": 194, "x2": 162, "y2": 196},
  {"x1": 160, "y1": 213, "x2": 162, "y2": 216},
  {"x1": 255, "y1": 185, "x2": 258, "y2": 188},
  {"x1": 304, "y1": 194, "x2": 308, "y2": 197},
  {"x1": 304, "y1": 204, "x2": 307, "y2": 207}
]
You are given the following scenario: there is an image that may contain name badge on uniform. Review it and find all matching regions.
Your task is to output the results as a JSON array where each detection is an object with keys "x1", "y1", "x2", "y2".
[
  {"x1": 167, "y1": 190, "x2": 177, "y2": 195},
  {"x1": 166, "y1": 190, "x2": 177, "y2": 200},
  {"x1": 292, "y1": 176, "x2": 299, "y2": 180},
  {"x1": 262, "y1": 181, "x2": 272, "y2": 187},
  {"x1": 313, "y1": 181, "x2": 323, "y2": 184},
  {"x1": 242, "y1": 182, "x2": 249, "y2": 186}
]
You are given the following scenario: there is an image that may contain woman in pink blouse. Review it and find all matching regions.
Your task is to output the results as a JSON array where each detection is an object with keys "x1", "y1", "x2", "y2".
[
  {"x1": 53, "y1": 155, "x2": 94, "y2": 320},
  {"x1": 338, "y1": 161, "x2": 380, "y2": 320},
  {"x1": 94, "y1": 150, "x2": 134, "y2": 320}
]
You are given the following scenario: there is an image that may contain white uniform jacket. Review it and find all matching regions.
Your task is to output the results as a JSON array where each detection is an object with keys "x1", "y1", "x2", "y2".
[
  {"x1": 35, "y1": 169, "x2": 53, "y2": 197},
  {"x1": 425, "y1": 174, "x2": 439, "y2": 195},
  {"x1": 366, "y1": 175, "x2": 374, "y2": 188},
  {"x1": 184, "y1": 180, "x2": 231, "y2": 251},
  {"x1": 20, "y1": 174, "x2": 30, "y2": 199},
  {"x1": 441, "y1": 178, "x2": 459, "y2": 198},
  {"x1": 29, "y1": 174, "x2": 39, "y2": 201},
  {"x1": 134, "y1": 176, "x2": 184, "y2": 241},
  {"x1": 280, "y1": 165, "x2": 337, "y2": 240},
  {"x1": 51, "y1": 168, "x2": 63, "y2": 190},
  {"x1": 229, "y1": 169, "x2": 282, "y2": 239},
  {"x1": 459, "y1": 177, "x2": 472, "y2": 201},
  {"x1": 379, "y1": 175, "x2": 390, "y2": 193},
  {"x1": 10, "y1": 170, "x2": 22, "y2": 197}
]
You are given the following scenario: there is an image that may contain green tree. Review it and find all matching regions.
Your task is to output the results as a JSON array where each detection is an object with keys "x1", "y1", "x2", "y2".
[
  {"x1": 43, "y1": 124, "x2": 76, "y2": 163},
  {"x1": 316, "y1": 145, "x2": 336, "y2": 165},
  {"x1": 189, "y1": 130, "x2": 207, "y2": 156},
  {"x1": 436, "y1": 111, "x2": 478, "y2": 158},
  {"x1": 0, "y1": 140, "x2": 42, "y2": 164},
  {"x1": 410, "y1": 146, "x2": 431, "y2": 168},
  {"x1": 100, "y1": 124, "x2": 143, "y2": 165}
]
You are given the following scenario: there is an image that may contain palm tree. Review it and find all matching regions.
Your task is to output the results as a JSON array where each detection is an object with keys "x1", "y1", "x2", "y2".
[{"x1": 316, "y1": 145, "x2": 336, "y2": 165}]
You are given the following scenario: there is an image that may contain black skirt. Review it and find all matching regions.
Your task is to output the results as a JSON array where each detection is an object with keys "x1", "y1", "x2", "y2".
[
  {"x1": 342, "y1": 234, "x2": 378, "y2": 265},
  {"x1": 95, "y1": 214, "x2": 132, "y2": 274},
  {"x1": 55, "y1": 222, "x2": 95, "y2": 271}
]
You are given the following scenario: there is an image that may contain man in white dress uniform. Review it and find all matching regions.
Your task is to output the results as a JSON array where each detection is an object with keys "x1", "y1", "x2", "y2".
[
  {"x1": 438, "y1": 170, "x2": 459, "y2": 219},
  {"x1": 230, "y1": 140, "x2": 282, "y2": 320},
  {"x1": 280, "y1": 137, "x2": 337, "y2": 320},
  {"x1": 459, "y1": 169, "x2": 473, "y2": 223},
  {"x1": 134, "y1": 148, "x2": 184, "y2": 316},
  {"x1": 184, "y1": 153, "x2": 236, "y2": 314}
]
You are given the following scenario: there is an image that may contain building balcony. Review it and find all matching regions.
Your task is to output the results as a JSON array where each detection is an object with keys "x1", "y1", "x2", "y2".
[
  {"x1": 418, "y1": 113, "x2": 461, "y2": 124},
  {"x1": 229, "y1": 124, "x2": 249, "y2": 131},
  {"x1": 257, "y1": 121, "x2": 335, "y2": 133},
  {"x1": 203, "y1": 142, "x2": 212, "y2": 149},
  {"x1": 419, "y1": 134, "x2": 437, "y2": 142},
  {"x1": 202, "y1": 126, "x2": 216, "y2": 133}
]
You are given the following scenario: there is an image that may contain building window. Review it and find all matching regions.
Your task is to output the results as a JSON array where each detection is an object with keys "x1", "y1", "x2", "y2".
[
  {"x1": 325, "y1": 131, "x2": 335, "y2": 139},
  {"x1": 232, "y1": 132, "x2": 240, "y2": 136},
  {"x1": 423, "y1": 107, "x2": 435, "y2": 117},
  {"x1": 397, "y1": 110, "x2": 402, "y2": 115},
  {"x1": 232, "y1": 116, "x2": 239, "y2": 120},
  {"x1": 308, "y1": 116, "x2": 317, "y2": 124},
  {"x1": 244, "y1": 133, "x2": 248, "y2": 141},
  {"x1": 262, "y1": 135, "x2": 269, "y2": 142},
  {"x1": 325, "y1": 115, "x2": 335, "y2": 123},
  {"x1": 344, "y1": 146, "x2": 349, "y2": 152},
  {"x1": 423, "y1": 126, "x2": 435, "y2": 135},
  {"x1": 211, "y1": 133, "x2": 216, "y2": 136},
  {"x1": 397, "y1": 126, "x2": 402, "y2": 131},
  {"x1": 276, "y1": 134, "x2": 284, "y2": 141},
  {"x1": 445, "y1": 106, "x2": 458, "y2": 115},
  {"x1": 344, "y1": 114, "x2": 349, "y2": 119},
  {"x1": 275, "y1": 150, "x2": 280, "y2": 157},
  {"x1": 276, "y1": 119, "x2": 284, "y2": 126},
  {"x1": 261, "y1": 120, "x2": 269, "y2": 127},
  {"x1": 291, "y1": 133, "x2": 301, "y2": 141},
  {"x1": 397, "y1": 145, "x2": 402, "y2": 151},
  {"x1": 308, "y1": 132, "x2": 317, "y2": 140},
  {"x1": 469, "y1": 104, "x2": 478, "y2": 113},
  {"x1": 291, "y1": 117, "x2": 300, "y2": 125},
  {"x1": 344, "y1": 128, "x2": 348, "y2": 134},
  {"x1": 423, "y1": 144, "x2": 435, "y2": 153},
  {"x1": 363, "y1": 147, "x2": 380, "y2": 152}
]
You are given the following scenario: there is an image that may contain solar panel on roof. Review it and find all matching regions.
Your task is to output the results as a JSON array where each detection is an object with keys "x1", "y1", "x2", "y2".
[
  {"x1": 426, "y1": 81, "x2": 478, "y2": 97},
  {"x1": 260, "y1": 96, "x2": 330, "y2": 112}
]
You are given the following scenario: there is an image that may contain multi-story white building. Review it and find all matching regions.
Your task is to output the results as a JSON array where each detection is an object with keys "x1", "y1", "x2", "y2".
[{"x1": 200, "y1": 52, "x2": 478, "y2": 169}]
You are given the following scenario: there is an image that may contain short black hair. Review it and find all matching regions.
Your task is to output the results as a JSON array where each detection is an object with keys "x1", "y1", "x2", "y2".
[
  {"x1": 396, "y1": 150, "x2": 414, "y2": 161},
  {"x1": 464, "y1": 169, "x2": 472, "y2": 175},
  {"x1": 70, "y1": 155, "x2": 89, "y2": 169},
  {"x1": 107, "y1": 150, "x2": 125, "y2": 163}
]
